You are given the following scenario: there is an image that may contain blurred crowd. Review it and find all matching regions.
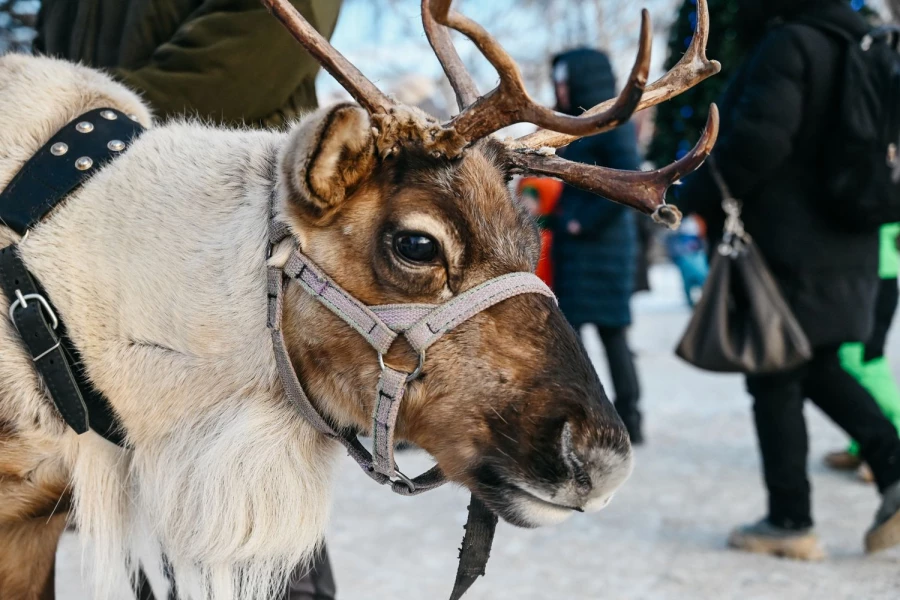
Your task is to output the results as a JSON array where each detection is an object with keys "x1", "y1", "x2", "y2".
[
  {"x1": 525, "y1": 0, "x2": 900, "y2": 563},
  {"x1": 3, "y1": 0, "x2": 900, "y2": 597}
]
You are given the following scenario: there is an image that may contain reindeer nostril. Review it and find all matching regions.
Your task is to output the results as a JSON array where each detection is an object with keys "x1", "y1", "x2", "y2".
[{"x1": 560, "y1": 422, "x2": 594, "y2": 496}]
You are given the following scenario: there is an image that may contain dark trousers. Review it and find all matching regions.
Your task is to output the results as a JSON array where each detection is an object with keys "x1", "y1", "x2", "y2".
[
  {"x1": 137, "y1": 545, "x2": 335, "y2": 600},
  {"x1": 595, "y1": 326, "x2": 641, "y2": 422},
  {"x1": 746, "y1": 347, "x2": 900, "y2": 529},
  {"x1": 286, "y1": 546, "x2": 336, "y2": 600},
  {"x1": 865, "y1": 278, "x2": 899, "y2": 362}
]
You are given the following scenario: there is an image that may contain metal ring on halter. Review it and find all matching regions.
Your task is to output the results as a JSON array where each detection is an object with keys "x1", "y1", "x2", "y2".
[
  {"x1": 378, "y1": 350, "x2": 426, "y2": 383},
  {"x1": 392, "y1": 468, "x2": 417, "y2": 492}
]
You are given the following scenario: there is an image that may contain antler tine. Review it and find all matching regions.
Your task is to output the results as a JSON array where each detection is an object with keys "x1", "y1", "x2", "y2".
[
  {"x1": 512, "y1": 105, "x2": 720, "y2": 229},
  {"x1": 261, "y1": 0, "x2": 394, "y2": 115},
  {"x1": 431, "y1": 1, "x2": 652, "y2": 146},
  {"x1": 421, "y1": 0, "x2": 479, "y2": 109},
  {"x1": 516, "y1": 0, "x2": 721, "y2": 150}
]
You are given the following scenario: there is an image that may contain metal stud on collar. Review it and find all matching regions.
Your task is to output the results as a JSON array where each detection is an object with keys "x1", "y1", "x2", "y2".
[
  {"x1": 50, "y1": 142, "x2": 68, "y2": 156},
  {"x1": 100, "y1": 110, "x2": 118, "y2": 120},
  {"x1": 75, "y1": 122, "x2": 94, "y2": 133},
  {"x1": 107, "y1": 140, "x2": 126, "y2": 152},
  {"x1": 75, "y1": 157, "x2": 93, "y2": 171}
]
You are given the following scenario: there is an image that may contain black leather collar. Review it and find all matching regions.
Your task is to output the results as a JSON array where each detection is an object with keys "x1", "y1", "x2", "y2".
[
  {"x1": 0, "y1": 108, "x2": 144, "y2": 446},
  {"x1": 0, "y1": 108, "x2": 144, "y2": 234}
]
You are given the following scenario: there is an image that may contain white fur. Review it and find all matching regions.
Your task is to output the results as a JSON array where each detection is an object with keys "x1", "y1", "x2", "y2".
[{"x1": 0, "y1": 55, "x2": 338, "y2": 599}]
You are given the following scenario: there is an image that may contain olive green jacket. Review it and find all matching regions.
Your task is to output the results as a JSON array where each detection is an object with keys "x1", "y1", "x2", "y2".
[{"x1": 35, "y1": 0, "x2": 342, "y2": 127}]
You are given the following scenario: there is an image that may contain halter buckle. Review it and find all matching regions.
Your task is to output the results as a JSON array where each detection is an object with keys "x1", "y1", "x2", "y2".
[{"x1": 378, "y1": 350, "x2": 426, "y2": 383}]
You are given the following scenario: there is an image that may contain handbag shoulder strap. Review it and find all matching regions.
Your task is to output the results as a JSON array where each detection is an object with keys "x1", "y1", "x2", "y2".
[
  {"x1": 707, "y1": 155, "x2": 735, "y2": 202},
  {"x1": 707, "y1": 156, "x2": 748, "y2": 248}
]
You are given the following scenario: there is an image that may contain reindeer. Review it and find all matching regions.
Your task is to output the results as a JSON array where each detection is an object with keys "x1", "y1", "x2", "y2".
[{"x1": 0, "y1": 1, "x2": 719, "y2": 598}]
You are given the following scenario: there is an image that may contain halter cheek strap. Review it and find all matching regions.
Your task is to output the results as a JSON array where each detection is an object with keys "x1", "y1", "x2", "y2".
[
  {"x1": 266, "y1": 212, "x2": 555, "y2": 600},
  {"x1": 266, "y1": 217, "x2": 555, "y2": 493}
]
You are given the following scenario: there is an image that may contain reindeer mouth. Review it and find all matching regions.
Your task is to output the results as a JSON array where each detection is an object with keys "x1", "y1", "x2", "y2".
[
  {"x1": 506, "y1": 485, "x2": 585, "y2": 525},
  {"x1": 470, "y1": 464, "x2": 587, "y2": 528},
  {"x1": 469, "y1": 444, "x2": 629, "y2": 528}
]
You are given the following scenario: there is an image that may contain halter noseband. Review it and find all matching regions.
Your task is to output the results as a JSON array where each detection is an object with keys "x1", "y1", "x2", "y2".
[{"x1": 266, "y1": 215, "x2": 556, "y2": 493}]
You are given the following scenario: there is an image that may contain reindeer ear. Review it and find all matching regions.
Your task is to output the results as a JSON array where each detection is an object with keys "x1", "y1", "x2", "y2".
[{"x1": 279, "y1": 103, "x2": 377, "y2": 223}]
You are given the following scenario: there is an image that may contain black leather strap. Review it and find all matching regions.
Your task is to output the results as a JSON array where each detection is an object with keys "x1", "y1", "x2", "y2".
[
  {"x1": 0, "y1": 108, "x2": 144, "y2": 235},
  {"x1": 0, "y1": 246, "x2": 126, "y2": 444},
  {"x1": 0, "y1": 245, "x2": 88, "y2": 431},
  {"x1": 0, "y1": 108, "x2": 138, "y2": 446}
]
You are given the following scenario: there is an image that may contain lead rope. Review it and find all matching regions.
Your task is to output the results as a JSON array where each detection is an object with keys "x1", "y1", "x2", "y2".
[
  {"x1": 450, "y1": 496, "x2": 499, "y2": 600},
  {"x1": 708, "y1": 155, "x2": 749, "y2": 256}
]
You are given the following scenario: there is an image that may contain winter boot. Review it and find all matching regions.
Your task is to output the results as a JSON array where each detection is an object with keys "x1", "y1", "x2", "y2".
[
  {"x1": 866, "y1": 481, "x2": 900, "y2": 553},
  {"x1": 728, "y1": 518, "x2": 825, "y2": 561},
  {"x1": 615, "y1": 403, "x2": 644, "y2": 445},
  {"x1": 858, "y1": 463, "x2": 875, "y2": 484},
  {"x1": 823, "y1": 450, "x2": 863, "y2": 471}
]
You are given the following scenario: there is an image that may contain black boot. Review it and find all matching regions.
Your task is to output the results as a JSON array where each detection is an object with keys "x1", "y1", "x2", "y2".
[{"x1": 615, "y1": 402, "x2": 644, "y2": 445}]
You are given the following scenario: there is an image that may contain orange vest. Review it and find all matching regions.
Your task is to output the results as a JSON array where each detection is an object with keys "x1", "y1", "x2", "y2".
[{"x1": 517, "y1": 177, "x2": 563, "y2": 288}]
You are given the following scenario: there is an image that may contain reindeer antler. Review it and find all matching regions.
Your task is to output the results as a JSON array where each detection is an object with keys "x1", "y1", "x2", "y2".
[
  {"x1": 263, "y1": 0, "x2": 722, "y2": 228},
  {"x1": 511, "y1": 106, "x2": 720, "y2": 227},
  {"x1": 516, "y1": 0, "x2": 721, "y2": 150},
  {"x1": 425, "y1": 0, "x2": 653, "y2": 140},
  {"x1": 423, "y1": 0, "x2": 721, "y2": 228},
  {"x1": 261, "y1": 0, "x2": 394, "y2": 115}
]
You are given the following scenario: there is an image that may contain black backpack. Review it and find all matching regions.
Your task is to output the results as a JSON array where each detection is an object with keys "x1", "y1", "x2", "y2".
[{"x1": 799, "y1": 20, "x2": 900, "y2": 232}]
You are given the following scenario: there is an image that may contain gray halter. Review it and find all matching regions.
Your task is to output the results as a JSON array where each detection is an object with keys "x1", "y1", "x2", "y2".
[{"x1": 266, "y1": 216, "x2": 555, "y2": 494}]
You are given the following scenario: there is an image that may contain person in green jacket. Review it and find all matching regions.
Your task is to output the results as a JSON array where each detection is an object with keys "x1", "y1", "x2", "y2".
[
  {"x1": 35, "y1": 2, "x2": 343, "y2": 597},
  {"x1": 34, "y1": 0, "x2": 342, "y2": 128},
  {"x1": 826, "y1": 224, "x2": 900, "y2": 482}
]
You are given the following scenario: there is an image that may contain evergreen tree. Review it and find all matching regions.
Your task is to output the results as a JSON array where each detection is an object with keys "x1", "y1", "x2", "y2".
[{"x1": 646, "y1": 0, "x2": 742, "y2": 168}]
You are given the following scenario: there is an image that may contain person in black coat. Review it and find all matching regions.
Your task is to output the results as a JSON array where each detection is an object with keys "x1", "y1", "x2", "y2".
[
  {"x1": 550, "y1": 48, "x2": 644, "y2": 443},
  {"x1": 679, "y1": 0, "x2": 900, "y2": 558}
]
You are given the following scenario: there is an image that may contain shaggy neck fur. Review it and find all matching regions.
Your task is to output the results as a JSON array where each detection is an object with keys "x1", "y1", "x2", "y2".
[{"x1": 0, "y1": 56, "x2": 338, "y2": 599}]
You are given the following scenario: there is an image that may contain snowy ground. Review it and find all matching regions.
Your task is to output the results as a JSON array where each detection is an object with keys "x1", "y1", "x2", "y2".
[{"x1": 57, "y1": 265, "x2": 900, "y2": 599}]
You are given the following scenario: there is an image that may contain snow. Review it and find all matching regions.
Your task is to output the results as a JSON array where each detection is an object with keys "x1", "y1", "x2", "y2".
[{"x1": 56, "y1": 264, "x2": 900, "y2": 599}]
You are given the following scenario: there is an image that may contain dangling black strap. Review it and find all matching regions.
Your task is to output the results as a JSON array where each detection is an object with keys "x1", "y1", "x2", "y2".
[
  {"x1": 0, "y1": 245, "x2": 126, "y2": 445},
  {"x1": 0, "y1": 108, "x2": 142, "y2": 446},
  {"x1": 449, "y1": 495, "x2": 498, "y2": 600}
]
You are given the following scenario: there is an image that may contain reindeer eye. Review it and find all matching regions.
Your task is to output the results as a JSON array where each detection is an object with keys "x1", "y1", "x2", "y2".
[{"x1": 393, "y1": 233, "x2": 438, "y2": 263}]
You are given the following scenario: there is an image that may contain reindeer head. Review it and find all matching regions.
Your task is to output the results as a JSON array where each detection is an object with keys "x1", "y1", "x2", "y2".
[{"x1": 265, "y1": 0, "x2": 720, "y2": 527}]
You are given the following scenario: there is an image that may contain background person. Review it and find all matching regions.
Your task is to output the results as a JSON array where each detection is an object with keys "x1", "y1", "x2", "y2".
[
  {"x1": 678, "y1": 0, "x2": 900, "y2": 559},
  {"x1": 550, "y1": 48, "x2": 644, "y2": 444},
  {"x1": 827, "y1": 223, "x2": 900, "y2": 482},
  {"x1": 35, "y1": 0, "x2": 341, "y2": 128}
]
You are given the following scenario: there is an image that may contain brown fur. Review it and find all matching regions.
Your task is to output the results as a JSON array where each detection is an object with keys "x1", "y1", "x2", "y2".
[
  {"x1": 279, "y1": 107, "x2": 631, "y2": 527},
  {"x1": 0, "y1": 512, "x2": 68, "y2": 600},
  {"x1": 0, "y1": 420, "x2": 70, "y2": 600},
  {"x1": 0, "y1": 349, "x2": 71, "y2": 597}
]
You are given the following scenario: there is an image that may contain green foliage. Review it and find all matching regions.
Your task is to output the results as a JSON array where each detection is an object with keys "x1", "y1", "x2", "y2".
[{"x1": 646, "y1": 0, "x2": 743, "y2": 168}]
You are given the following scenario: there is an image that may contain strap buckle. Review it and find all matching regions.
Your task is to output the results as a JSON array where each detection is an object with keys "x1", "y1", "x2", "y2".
[{"x1": 8, "y1": 290, "x2": 59, "y2": 330}]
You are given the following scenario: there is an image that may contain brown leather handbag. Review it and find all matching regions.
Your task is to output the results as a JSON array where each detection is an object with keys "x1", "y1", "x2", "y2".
[{"x1": 675, "y1": 160, "x2": 812, "y2": 374}]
